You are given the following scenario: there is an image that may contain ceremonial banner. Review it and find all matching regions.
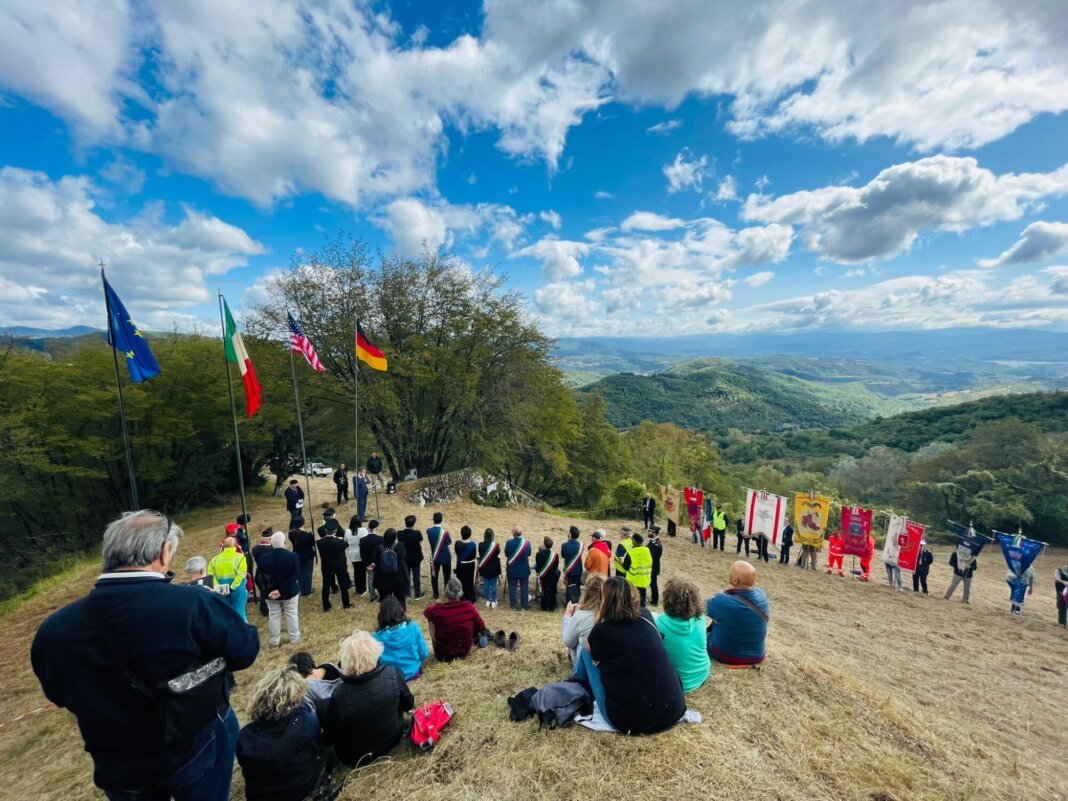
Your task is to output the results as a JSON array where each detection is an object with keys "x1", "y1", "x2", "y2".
[
  {"x1": 793, "y1": 492, "x2": 830, "y2": 549},
  {"x1": 883, "y1": 515, "x2": 926, "y2": 571},
  {"x1": 841, "y1": 505, "x2": 873, "y2": 557},
  {"x1": 745, "y1": 489, "x2": 787, "y2": 544},
  {"x1": 103, "y1": 275, "x2": 161, "y2": 383},
  {"x1": 660, "y1": 485, "x2": 680, "y2": 526},
  {"x1": 996, "y1": 532, "x2": 1044, "y2": 605},
  {"x1": 683, "y1": 487, "x2": 704, "y2": 531},
  {"x1": 700, "y1": 496, "x2": 713, "y2": 542},
  {"x1": 950, "y1": 522, "x2": 991, "y2": 556}
]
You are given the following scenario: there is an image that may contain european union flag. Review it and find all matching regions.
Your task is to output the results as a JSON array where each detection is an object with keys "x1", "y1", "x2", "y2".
[{"x1": 103, "y1": 275, "x2": 160, "y2": 383}]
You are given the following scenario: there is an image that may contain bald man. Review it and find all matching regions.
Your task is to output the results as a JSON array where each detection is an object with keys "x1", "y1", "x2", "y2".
[
  {"x1": 208, "y1": 536, "x2": 249, "y2": 622},
  {"x1": 705, "y1": 560, "x2": 770, "y2": 665}
]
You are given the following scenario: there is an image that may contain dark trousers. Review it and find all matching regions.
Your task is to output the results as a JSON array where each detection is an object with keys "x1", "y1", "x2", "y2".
[
  {"x1": 637, "y1": 586, "x2": 647, "y2": 608},
  {"x1": 565, "y1": 574, "x2": 582, "y2": 604},
  {"x1": 457, "y1": 562, "x2": 477, "y2": 603},
  {"x1": 352, "y1": 562, "x2": 367, "y2": 595},
  {"x1": 779, "y1": 545, "x2": 791, "y2": 564},
  {"x1": 356, "y1": 493, "x2": 367, "y2": 519},
  {"x1": 336, "y1": 485, "x2": 348, "y2": 506},
  {"x1": 913, "y1": 571, "x2": 929, "y2": 593},
  {"x1": 299, "y1": 560, "x2": 314, "y2": 595},
  {"x1": 321, "y1": 563, "x2": 350, "y2": 610},
  {"x1": 650, "y1": 573, "x2": 660, "y2": 605},
  {"x1": 755, "y1": 537, "x2": 769, "y2": 562},
  {"x1": 667, "y1": 520, "x2": 676, "y2": 537},
  {"x1": 431, "y1": 562, "x2": 452, "y2": 599},
  {"x1": 508, "y1": 577, "x2": 529, "y2": 610},
  {"x1": 736, "y1": 535, "x2": 751, "y2": 555},
  {"x1": 406, "y1": 563, "x2": 422, "y2": 597},
  {"x1": 1056, "y1": 588, "x2": 1067, "y2": 626},
  {"x1": 540, "y1": 574, "x2": 559, "y2": 611},
  {"x1": 643, "y1": 510, "x2": 654, "y2": 529},
  {"x1": 712, "y1": 528, "x2": 725, "y2": 550}
]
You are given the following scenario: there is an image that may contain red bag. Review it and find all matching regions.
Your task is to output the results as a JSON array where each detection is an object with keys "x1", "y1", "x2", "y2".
[{"x1": 410, "y1": 700, "x2": 454, "y2": 752}]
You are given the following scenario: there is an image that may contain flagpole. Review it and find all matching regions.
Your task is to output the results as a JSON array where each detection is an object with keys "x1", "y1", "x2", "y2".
[
  {"x1": 289, "y1": 346, "x2": 315, "y2": 531},
  {"x1": 101, "y1": 261, "x2": 139, "y2": 509},
  {"x1": 218, "y1": 291, "x2": 248, "y2": 527},
  {"x1": 354, "y1": 316, "x2": 359, "y2": 472}
]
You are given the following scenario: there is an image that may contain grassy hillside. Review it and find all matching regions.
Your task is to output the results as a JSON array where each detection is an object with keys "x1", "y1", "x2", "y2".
[
  {"x1": 582, "y1": 358, "x2": 894, "y2": 432},
  {"x1": 2, "y1": 481, "x2": 1067, "y2": 801}
]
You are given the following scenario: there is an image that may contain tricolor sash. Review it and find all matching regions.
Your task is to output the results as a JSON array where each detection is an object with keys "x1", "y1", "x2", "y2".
[
  {"x1": 563, "y1": 548, "x2": 582, "y2": 575},
  {"x1": 537, "y1": 552, "x2": 560, "y2": 580},
  {"x1": 478, "y1": 543, "x2": 500, "y2": 571},
  {"x1": 429, "y1": 527, "x2": 449, "y2": 562},
  {"x1": 507, "y1": 539, "x2": 529, "y2": 566}
]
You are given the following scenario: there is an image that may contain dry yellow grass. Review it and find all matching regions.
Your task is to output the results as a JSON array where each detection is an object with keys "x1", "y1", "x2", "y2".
[{"x1": 1, "y1": 475, "x2": 1067, "y2": 801}]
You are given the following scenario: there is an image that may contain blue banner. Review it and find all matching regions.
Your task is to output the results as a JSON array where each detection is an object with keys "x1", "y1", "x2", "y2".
[
  {"x1": 950, "y1": 522, "x2": 991, "y2": 556},
  {"x1": 995, "y1": 532, "x2": 1043, "y2": 578}
]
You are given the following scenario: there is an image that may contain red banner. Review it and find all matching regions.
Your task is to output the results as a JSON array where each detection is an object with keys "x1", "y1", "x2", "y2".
[
  {"x1": 841, "y1": 506, "x2": 873, "y2": 557},
  {"x1": 898, "y1": 520, "x2": 925, "y2": 571},
  {"x1": 683, "y1": 487, "x2": 704, "y2": 531}
]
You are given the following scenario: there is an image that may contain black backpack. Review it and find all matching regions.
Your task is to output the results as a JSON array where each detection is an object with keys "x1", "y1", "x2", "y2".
[{"x1": 379, "y1": 545, "x2": 399, "y2": 574}]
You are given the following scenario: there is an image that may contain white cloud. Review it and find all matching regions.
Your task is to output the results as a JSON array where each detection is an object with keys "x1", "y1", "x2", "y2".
[
  {"x1": 511, "y1": 237, "x2": 591, "y2": 281},
  {"x1": 594, "y1": 190, "x2": 613, "y2": 199},
  {"x1": 715, "y1": 175, "x2": 738, "y2": 202},
  {"x1": 533, "y1": 278, "x2": 596, "y2": 316},
  {"x1": 743, "y1": 271, "x2": 774, "y2": 288},
  {"x1": 1044, "y1": 266, "x2": 1068, "y2": 295},
  {"x1": 663, "y1": 150, "x2": 711, "y2": 193},
  {"x1": 979, "y1": 221, "x2": 1068, "y2": 268},
  {"x1": 844, "y1": 268, "x2": 866, "y2": 279},
  {"x1": 743, "y1": 156, "x2": 1068, "y2": 263},
  {"x1": 380, "y1": 199, "x2": 450, "y2": 256},
  {"x1": 539, "y1": 210, "x2": 562, "y2": 229},
  {"x1": 647, "y1": 119, "x2": 682, "y2": 134},
  {"x1": 0, "y1": 167, "x2": 265, "y2": 328},
  {"x1": 620, "y1": 211, "x2": 686, "y2": 232}
]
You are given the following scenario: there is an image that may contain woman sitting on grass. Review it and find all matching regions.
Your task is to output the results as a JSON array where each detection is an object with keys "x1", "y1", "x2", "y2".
[
  {"x1": 236, "y1": 668, "x2": 322, "y2": 801},
  {"x1": 561, "y1": 573, "x2": 605, "y2": 665},
  {"x1": 656, "y1": 578, "x2": 710, "y2": 692},
  {"x1": 324, "y1": 630, "x2": 414, "y2": 767},
  {"x1": 372, "y1": 596, "x2": 429, "y2": 680},
  {"x1": 574, "y1": 576, "x2": 686, "y2": 735}
]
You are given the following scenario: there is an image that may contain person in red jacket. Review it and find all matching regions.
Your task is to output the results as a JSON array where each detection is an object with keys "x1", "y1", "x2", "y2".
[
  {"x1": 826, "y1": 530, "x2": 845, "y2": 576},
  {"x1": 423, "y1": 577, "x2": 487, "y2": 661},
  {"x1": 858, "y1": 532, "x2": 876, "y2": 582}
]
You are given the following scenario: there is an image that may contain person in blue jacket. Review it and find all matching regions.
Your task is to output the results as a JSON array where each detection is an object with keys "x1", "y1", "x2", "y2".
[
  {"x1": 426, "y1": 511, "x2": 453, "y2": 599},
  {"x1": 31, "y1": 510, "x2": 260, "y2": 800},
  {"x1": 561, "y1": 526, "x2": 584, "y2": 604},
  {"x1": 372, "y1": 596, "x2": 429, "y2": 681},
  {"x1": 504, "y1": 526, "x2": 532, "y2": 611},
  {"x1": 705, "y1": 560, "x2": 770, "y2": 665}
]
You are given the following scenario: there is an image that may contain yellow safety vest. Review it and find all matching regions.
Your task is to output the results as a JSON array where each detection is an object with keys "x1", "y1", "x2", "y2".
[
  {"x1": 713, "y1": 511, "x2": 726, "y2": 529},
  {"x1": 615, "y1": 539, "x2": 633, "y2": 577},
  {"x1": 208, "y1": 548, "x2": 247, "y2": 586},
  {"x1": 627, "y1": 546, "x2": 653, "y2": 588}
]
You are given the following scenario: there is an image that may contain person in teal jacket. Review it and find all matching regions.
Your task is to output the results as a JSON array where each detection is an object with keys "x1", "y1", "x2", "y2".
[
  {"x1": 372, "y1": 596, "x2": 429, "y2": 681},
  {"x1": 655, "y1": 578, "x2": 710, "y2": 692}
]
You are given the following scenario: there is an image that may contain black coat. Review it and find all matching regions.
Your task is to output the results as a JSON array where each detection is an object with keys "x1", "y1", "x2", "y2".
[
  {"x1": 781, "y1": 524, "x2": 794, "y2": 548},
  {"x1": 398, "y1": 528, "x2": 424, "y2": 565},
  {"x1": 289, "y1": 529, "x2": 316, "y2": 565},
  {"x1": 316, "y1": 536, "x2": 348, "y2": 569},
  {"x1": 477, "y1": 541, "x2": 501, "y2": 578},
  {"x1": 236, "y1": 707, "x2": 321, "y2": 801},
  {"x1": 324, "y1": 665, "x2": 414, "y2": 767},
  {"x1": 333, "y1": 469, "x2": 348, "y2": 487},
  {"x1": 915, "y1": 548, "x2": 934, "y2": 576},
  {"x1": 359, "y1": 533, "x2": 384, "y2": 565},
  {"x1": 284, "y1": 486, "x2": 304, "y2": 512},
  {"x1": 367, "y1": 456, "x2": 383, "y2": 474},
  {"x1": 648, "y1": 537, "x2": 663, "y2": 576}
]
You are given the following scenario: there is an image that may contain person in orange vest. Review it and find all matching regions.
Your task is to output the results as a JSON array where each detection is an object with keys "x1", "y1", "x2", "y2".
[
  {"x1": 826, "y1": 530, "x2": 845, "y2": 577},
  {"x1": 858, "y1": 532, "x2": 876, "y2": 582}
]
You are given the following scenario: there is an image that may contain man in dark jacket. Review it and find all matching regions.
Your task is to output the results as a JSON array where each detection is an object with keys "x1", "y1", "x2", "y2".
[
  {"x1": 359, "y1": 520, "x2": 384, "y2": 601},
  {"x1": 289, "y1": 517, "x2": 316, "y2": 596},
  {"x1": 354, "y1": 468, "x2": 371, "y2": 520},
  {"x1": 333, "y1": 463, "x2": 349, "y2": 506},
  {"x1": 317, "y1": 508, "x2": 344, "y2": 595},
  {"x1": 561, "y1": 526, "x2": 584, "y2": 604},
  {"x1": 372, "y1": 529, "x2": 408, "y2": 604},
  {"x1": 316, "y1": 524, "x2": 351, "y2": 612},
  {"x1": 251, "y1": 528, "x2": 275, "y2": 617},
  {"x1": 284, "y1": 479, "x2": 305, "y2": 524},
  {"x1": 648, "y1": 528, "x2": 663, "y2": 606},
  {"x1": 642, "y1": 494, "x2": 656, "y2": 530},
  {"x1": 504, "y1": 527, "x2": 532, "y2": 610},
  {"x1": 397, "y1": 515, "x2": 425, "y2": 599},
  {"x1": 367, "y1": 451, "x2": 384, "y2": 489},
  {"x1": 426, "y1": 512, "x2": 452, "y2": 599},
  {"x1": 945, "y1": 547, "x2": 978, "y2": 604},
  {"x1": 913, "y1": 541, "x2": 934, "y2": 594},
  {"x1": 256, "y1": 532, "x2": 302, "y2": 646},
  {"x1": 779, "y1": 523, "x2": 794, "y2": 565},
  {"x1": 30, "y1": 510, "x2": 259, "y2": 799}
]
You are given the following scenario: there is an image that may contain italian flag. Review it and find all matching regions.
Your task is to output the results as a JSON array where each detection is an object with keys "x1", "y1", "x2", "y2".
[{"x1": 223, "y1": 297, "x2": 262, "y2": 417}]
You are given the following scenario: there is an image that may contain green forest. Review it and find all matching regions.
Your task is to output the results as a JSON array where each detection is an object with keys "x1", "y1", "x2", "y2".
[{"x1": 2, "y1": 240, "x2": 1065, "y2": 601}]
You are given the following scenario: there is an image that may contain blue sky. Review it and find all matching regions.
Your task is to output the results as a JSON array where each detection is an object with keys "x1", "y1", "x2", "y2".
[{"x1": 2, "y1": 0, "x2": 1067, "y2": 336}]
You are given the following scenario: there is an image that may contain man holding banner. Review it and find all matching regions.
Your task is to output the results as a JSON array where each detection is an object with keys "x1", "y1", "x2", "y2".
[
  {"x1": 945, "y1": 523, "x2": 989, "y2": 604},
  {"x1": 882, "y1": 515, "x2": 925, "y2": 592},
  {"x1": 995, "y1": 532, "x2": 1043, "y2": 615},
  {"x1": 793, "y1": 492, "x2": 829, "y2": 570}
]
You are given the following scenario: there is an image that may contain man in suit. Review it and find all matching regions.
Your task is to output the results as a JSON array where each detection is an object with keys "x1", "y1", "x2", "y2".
[
  {"x1": 333, "y1": 463, "x2": 349, "y2": 506},
  {"x1": 316, "y1": 523, "x2": 351, "y2": 612},
  {"x1": 642, "y1": 493, "x2": 656, "y2": 530},
  {"x1": 397, "y1": 515, "x2": 426, "y2": 600},
  {"x1": 284, "y1": 479, "x2": 305, "y2": 524}
]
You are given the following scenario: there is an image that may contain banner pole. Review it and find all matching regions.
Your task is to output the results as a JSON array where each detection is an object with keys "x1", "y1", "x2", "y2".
[
  {"x1": 101, "y1": 262, "x2": 139, "y2": 509},
  {"x1": 218, "y1": 292, "x2": 248, "y2": 528},
  {"x1": 354, "y1": 317, "x2": 359, "y2": 481},
  {"x1": 289, "y1": 347, "x2": 315, "y2": 532}
]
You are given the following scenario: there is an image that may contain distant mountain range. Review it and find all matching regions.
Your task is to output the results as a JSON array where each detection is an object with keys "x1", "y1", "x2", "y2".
[{"x1": 1, "y1": 325, "x2": 99, "y2": 338}]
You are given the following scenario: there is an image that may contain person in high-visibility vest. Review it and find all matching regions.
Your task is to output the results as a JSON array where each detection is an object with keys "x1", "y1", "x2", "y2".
[
  {"x1": 826, "y1": 530, "x2": 845, "y2": 577},
  {"x1": 208, "y1": 536, "x2": 249, "y2": 621},
  {"x1": 712, "y1": 506, "x2": 727, "y2": 551},
  {"x1": 624, "y1": 533, "x2": 654, "y2": 607},
  {"x1": 614, "y1": 533, "x2": 634, "y2": 579}
]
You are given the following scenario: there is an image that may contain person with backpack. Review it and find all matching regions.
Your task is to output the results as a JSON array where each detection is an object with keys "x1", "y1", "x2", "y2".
[
  {"x1": 454, "y1": 525, "x2": 478, "y2": 603},
  {"x1": 561, "y1": 526, "x2": 584, "y2": 605},
  {"x1": 398, "y1": 515, "x2": 426, "y2": 600},
  {"x1": 316, "y1": 523, "x2": 351, "y2": 612},
  {"x1": 504, "y1": 527, "x2": 532, "y2": 611},
  {"x1": 208, "y1": 535, "x2": 249, "y2": 622},
  {"x1": 426, "y1": 512, "x2": 453, "y2": 600},
  {"x1": 289, "y1": 517, "x2": 316, "y2": 596},
  {"x1": 373, "y1": 597, "x2": 429, "y2": 680},
  {"x1": 477, "y1": 528, "x2": 502, "y2": 608},
  {"x1": 359, "y1": 520, "x2": 384, "y2": 602},
  {"x1": 535, "y1": 536, "x2": 561, "y2": 612},
  {"x1": 371, "y1": 529, "x2": 408, "y2": 605}
]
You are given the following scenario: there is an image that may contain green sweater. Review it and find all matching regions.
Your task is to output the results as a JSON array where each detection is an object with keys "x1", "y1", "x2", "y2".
[{"x1": 656, "y1": 613, "x2": 711, "y2": 693}]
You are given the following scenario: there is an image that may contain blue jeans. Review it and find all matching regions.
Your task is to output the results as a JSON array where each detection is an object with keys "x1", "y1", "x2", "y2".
[
  {"x1": 574, "y1": 649, "x2": 610, "y2": 726},
  {"x1": 482, "y1": 577, "x2": 498, "y2": 604},
  {"x1": 508, "y1": 577, "x2": 528, "y2": 610},
  {"x1": 104, "y1": 708, "x2": 239, "y2": 801}
]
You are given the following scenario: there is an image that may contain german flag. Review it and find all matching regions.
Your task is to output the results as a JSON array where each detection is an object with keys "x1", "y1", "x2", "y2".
[{"x1": 356, "y1": 323, "x2": 388, "y2": 371}]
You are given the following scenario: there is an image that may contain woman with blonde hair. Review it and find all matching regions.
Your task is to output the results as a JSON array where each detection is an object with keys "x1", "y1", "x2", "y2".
[
  {"x1": 573, "y1": 577, "x2": 685, "y2": 734},
  {"x1": 323, "y1": 630, "x2": 414, "y2": 766},
  {"x1": 656, "y1": 578, "x2": 710, "y2": 692},
  {"x1": 236, "y1": 668, "x2": 322, "y2": 801},
  {"x1": 561, "y1": 573, "x2": 605, "y2": 665}
]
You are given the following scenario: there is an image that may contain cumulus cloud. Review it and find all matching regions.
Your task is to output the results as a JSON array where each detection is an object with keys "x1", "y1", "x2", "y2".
[
  {"x1": 743, "y1": 156, "x2": 1068, "y2": 263},
  {"x1": 663, "y1": 150, "x2": 711, "y2": 193},
  {"x1": 0, "y1": 167, "x2": 265, "y2": 328},
  {"x1": 743, "y1": 271, "x2": 774, "y2": 288},
  {"x1": 378, "y1": 197, "x2": 529, "y2": 257},
  {"x1": 979, "y1": 221, "x2": 1068, "y2": 268},
  {"x1": 714, "y1": 175, "x2": 738, "y2": 202},
  {"x1": 647, "y1": 119, "x2": 682, "y2": 134},
  {"x1": 540, "y1": 210, "x2": 562, "y2": 229},
  {"x1": 511, "y1": 237, "x2": 591, "y2": 281},
  {"x1": 620, "y1": 211, "x2": 686, "y2": 232}
]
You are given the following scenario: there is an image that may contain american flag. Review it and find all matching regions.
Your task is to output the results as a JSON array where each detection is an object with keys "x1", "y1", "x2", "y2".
[{"x1": 288, "y1": 313, "x2": 326, "y2": 372}]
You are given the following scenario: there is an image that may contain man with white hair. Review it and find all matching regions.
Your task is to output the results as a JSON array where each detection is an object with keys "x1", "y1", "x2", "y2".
[
  {"x1": 31, "y1": 510, "x2": 259, "y2": 801},
  {"x1": 256, "y1": 531, "x2": 302, "y2": 647},
  {"x1": 182, "y1": 556, "x2": 213, "y2": 588}
]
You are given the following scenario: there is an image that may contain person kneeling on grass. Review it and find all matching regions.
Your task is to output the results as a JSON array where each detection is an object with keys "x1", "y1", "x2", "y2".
[
  {"x1": 373, "y1": 596, "x2": 429, "y2": 680},
  {"x1": 706, "y1": 560, "x2": 770, "y2": 666},
  {"x1": 573, "y1": 577, "x2": 686, "y2": 735},
  {"x1": 324, "y1": 631, "x2": 414, "y2": 768},
  {"x1": 423, "y1": 577, "x2": 487, "y2": 662},
  {"x1": 656, "y1": 578, "x2": 711, "y2": 693},
  {"x1": 237, "y1": 668, "x2": 322, "y2": 801}
]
